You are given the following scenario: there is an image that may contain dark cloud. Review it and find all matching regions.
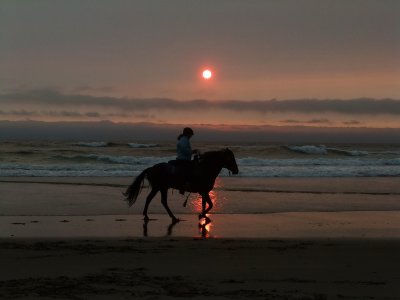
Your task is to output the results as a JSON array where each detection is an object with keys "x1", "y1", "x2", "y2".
[
  {"x1": 307, "y1": 119, "x2": 331, "y2": 124},
  {"x1": 343, "y1": 120, "x2": 362, "y2": 125},
  {"x1": 280, "y1": 119, "x2": 303, "y2": 124},
  {"x1": 1, "y1": 120, "x2": 400, "y2": 143},
  {"x1": 0, "y1": 109, "x2": 130, "y2": 119},
  {"x1": 1, "y1": 88, "x2": 400, "y2": 115},
  {"x1": 0, "y1": 109, "x2": 36, "y2": 116},
  {"x1": 73, "y1": 86, "x2": 116, "y2": 94},
  {"x1": 281, "y1": 118, "x2": 331, "y2": 124}
]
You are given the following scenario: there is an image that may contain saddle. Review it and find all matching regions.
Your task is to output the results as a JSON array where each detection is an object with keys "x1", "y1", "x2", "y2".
[{"x1": 168, "y1": 160, "x2": 194, "y2": 176}]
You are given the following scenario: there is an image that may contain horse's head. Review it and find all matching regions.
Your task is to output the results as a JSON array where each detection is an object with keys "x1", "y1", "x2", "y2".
[{"x1": 222, "y1": 148, "x2": 239, "y2": 175}]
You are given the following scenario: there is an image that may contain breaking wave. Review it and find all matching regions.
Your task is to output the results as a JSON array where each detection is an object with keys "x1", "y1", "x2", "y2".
[
  {"x1": 2, "y1": 141, "x2": 399, "y2": 177},
  {"x1": 285, "y1": 145, "x2": 370, "y2": 156},
  {"x1": 127, "y1": 143, "x2": 159, "y2": 148},
  {"x1": 2, "y1": 156, "x2": 400, "y2": 177},
  {"x1": 73, "y1": 142, "x2": 111, "y2": 147}
]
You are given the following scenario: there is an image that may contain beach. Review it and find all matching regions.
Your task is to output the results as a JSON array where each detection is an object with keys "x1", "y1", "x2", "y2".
[
  {"x1": 1, "y1": 177, "x2": 400, "y2": 299},
  {"x1": 2, "y1": 0, "x2": 400, "y2": 297}
]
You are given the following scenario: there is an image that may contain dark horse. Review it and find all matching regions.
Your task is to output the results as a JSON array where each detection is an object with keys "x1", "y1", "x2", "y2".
[{"x1": 124, "y1": 148, "x2": 239, "y2": 222}]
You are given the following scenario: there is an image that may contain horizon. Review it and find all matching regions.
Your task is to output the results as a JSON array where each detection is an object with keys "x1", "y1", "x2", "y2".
[{"x1": 2, "y1": 119, "x2": 400, "y2": 144}]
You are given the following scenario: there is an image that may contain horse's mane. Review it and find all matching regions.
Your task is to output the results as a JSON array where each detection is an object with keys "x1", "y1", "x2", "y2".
[
  {"x1": 202, "y1": 149, "x2": 223, "y2": 156},
  {"x1": 199, "y1": 149, "x2": 226, "y2": 163}
]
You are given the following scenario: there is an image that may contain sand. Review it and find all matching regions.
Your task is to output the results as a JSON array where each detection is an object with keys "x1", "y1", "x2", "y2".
[
  {"x1": 1, "y1": 177, "x2": 400, "y2": 299},
  {"x1": 1, "y1": 238, "x2": 400, "y2": 299}
]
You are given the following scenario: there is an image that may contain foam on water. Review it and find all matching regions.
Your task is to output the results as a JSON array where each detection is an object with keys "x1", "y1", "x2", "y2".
[
  {"x1": 128, "y1": 143, "x2": 159, "y2": 148},
  {"x1": 286, "y1": 145, "x2": 328, "y2": 155},
  {"x1": 53, "y1": 154, "x2": 174, "y2": 165},
  {"x1": 1, "y1": 141, "x2": 399, "y2": 177},
  {"x1": 73, "y1": 142, "x2": 110, "y2": 147},
  {"x1": 2, "y1": 156, "x2": 400, "y2": 177}
]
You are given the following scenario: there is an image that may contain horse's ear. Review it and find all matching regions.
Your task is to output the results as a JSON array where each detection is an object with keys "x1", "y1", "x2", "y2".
[{"x1": 224, "y1": 148, "x2": 232, "y2": 155}]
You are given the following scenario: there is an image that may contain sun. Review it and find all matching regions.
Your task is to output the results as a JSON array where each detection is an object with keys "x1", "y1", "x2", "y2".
[{"x1": 202, "y1": 69, "x2": 212, "y2": 80}]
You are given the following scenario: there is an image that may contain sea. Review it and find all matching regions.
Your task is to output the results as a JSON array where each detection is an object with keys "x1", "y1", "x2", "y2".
[{"x1": 1, "y1": 141, "x2": 400, "y2": 178}]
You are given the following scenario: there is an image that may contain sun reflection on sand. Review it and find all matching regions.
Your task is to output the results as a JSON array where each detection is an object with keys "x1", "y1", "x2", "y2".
[
  {"x1": 198, "y1": 217, "x2": 212, "y2": 238},
  {"x1": 190, "y1": 177, "x2": 226, "y2": 214},
  {"x1": 189, "y1": 177, "x2": 229, "y2": 238}
]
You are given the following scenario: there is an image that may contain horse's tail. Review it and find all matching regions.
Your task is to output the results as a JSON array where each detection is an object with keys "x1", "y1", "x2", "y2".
[{"x1": 123, "y1": 168, "x2": 149, "y2": 207}]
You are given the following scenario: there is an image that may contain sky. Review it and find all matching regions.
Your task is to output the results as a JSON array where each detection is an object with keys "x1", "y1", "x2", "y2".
[{"x1": 1, "y1": 0, "x2": 400, "y2": 140}]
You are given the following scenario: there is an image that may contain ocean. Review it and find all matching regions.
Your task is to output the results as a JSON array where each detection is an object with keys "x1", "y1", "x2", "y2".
[{"x1": 1, "y1": 141, "x2": 400, "y2": 177}]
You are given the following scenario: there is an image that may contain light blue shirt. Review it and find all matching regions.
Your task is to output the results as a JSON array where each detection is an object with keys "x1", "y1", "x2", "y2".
[{"x1": 176, "y1": 136, "x2": 192, "y2": 160}]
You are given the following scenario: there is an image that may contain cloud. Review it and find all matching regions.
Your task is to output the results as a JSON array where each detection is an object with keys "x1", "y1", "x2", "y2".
[
  {"x1": 281, "y1": 118, "x2": 331, "y2": 124},
  {"x1": 0, "y1": 109, "x2": 130, "y2": 118},
  {"x1": 0, "y1": 109, "x2": 36, "y2": 116},
  {"x1": 1, "y1": 120, "x2": 400, "y2": 143},
  {"x1": 1, "y1": 88, "x2": 400, "y2": 115},
  {"x1": 307, "y1": 119, "x2": 331, "y2": 124},
  {"x1": 73, "y1": 86, "x2": 116, "y2": 94},
  {"x1": 343, "y1": 120, "x2": 362, "y2": 125}
]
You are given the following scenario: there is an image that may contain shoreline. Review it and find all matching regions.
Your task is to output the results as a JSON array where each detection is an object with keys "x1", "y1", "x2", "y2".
[
  {"x1": 2, "y1": 177, "x2": 400, "y2": 217},
  {"x1": 3, "y1": 175, "x2": 400, "y2": 191},
  {"x1": 2, "y1": 212, "x2": 400, "y2": 239}
]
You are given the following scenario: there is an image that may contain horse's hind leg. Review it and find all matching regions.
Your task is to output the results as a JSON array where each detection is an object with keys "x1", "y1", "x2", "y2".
[
  {"x1": 143, "y1": 188, "x2": 158, "y2": 221},
  {"x1": 160, "y1": 189, "x2": 179, "y2": 222}
]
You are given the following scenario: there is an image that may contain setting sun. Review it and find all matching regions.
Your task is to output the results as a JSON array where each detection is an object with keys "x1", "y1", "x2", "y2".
[{"x1": 202, "y1": 69, "x2": 212, "y2": 79}]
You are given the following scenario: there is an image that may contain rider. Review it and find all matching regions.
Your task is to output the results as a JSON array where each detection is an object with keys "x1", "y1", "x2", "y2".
[
  {"x1": 177, "y1": 127, "x2": 195, "y2": 161},
  {"x1": 176, "y1": 127, "x2": 197, "y2": 194}
]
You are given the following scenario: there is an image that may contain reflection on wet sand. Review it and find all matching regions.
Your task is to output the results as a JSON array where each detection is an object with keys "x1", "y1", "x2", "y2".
[
  {"x1": 198, "y1": 216, "x2": 212, "y2": 238},
  {"x1": 190, "y1": 177, "x2": 224, "y2": 215},
  {"x1": 142, "y1": 219, "x2": 179, "y2": 237},
  {"x1": 192, "y1": 179, "x2": 220, "y2": 238},
  {"x1": 142, "y1": 178, "x2": 226, "y2": 238}
]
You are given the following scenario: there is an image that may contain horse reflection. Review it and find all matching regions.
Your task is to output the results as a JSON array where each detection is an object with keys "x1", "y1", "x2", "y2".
[
  {"x1": 143, "y1": 219, "x2": 179, "y2": 237},
  {"x1": 191, "y1": 177, "x2": 223, "y2": 218},
  {"x1": 198, "y1": 216, "x2": 212, "y2": 238}
]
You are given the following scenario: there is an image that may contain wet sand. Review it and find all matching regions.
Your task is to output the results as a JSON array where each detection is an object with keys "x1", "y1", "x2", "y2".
[
  {"x1": 2, "y1": 212, "x2": 400, "y2": 239},
  {"x1": 2, "y1": 177, "x2": 400, "y2": 216},
  {"x1": 1, "y1": 177, "x2": 400, "y2": 299}
]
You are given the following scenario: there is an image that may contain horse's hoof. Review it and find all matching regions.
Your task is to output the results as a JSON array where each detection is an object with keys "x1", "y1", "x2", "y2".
[{"x1": 199, "y1": 214, "x2": 208, "y2": 220}]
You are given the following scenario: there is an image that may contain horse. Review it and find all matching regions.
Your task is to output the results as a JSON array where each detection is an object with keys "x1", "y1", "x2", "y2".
[{"x1": 123, "y1": 148, "x2": 239, "y2": 222}]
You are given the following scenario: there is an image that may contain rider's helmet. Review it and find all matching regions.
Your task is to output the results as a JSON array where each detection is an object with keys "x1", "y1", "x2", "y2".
[{"x1": 183, "y1": 127, "x2": 194, "y2": 136}]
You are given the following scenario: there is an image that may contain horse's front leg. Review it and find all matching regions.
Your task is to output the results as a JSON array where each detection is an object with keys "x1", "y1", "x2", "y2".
[
  {"x1": 160, "y1": 189, "x2": 179, "y2": 222},
  {"x1": 199, "y1": 192, "x2": 213, "y2": 219}
]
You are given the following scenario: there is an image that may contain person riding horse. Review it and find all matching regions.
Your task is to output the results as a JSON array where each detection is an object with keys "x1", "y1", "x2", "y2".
[{"x1": 124, "y1": 147, "x2": 239, "y2": 222}]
